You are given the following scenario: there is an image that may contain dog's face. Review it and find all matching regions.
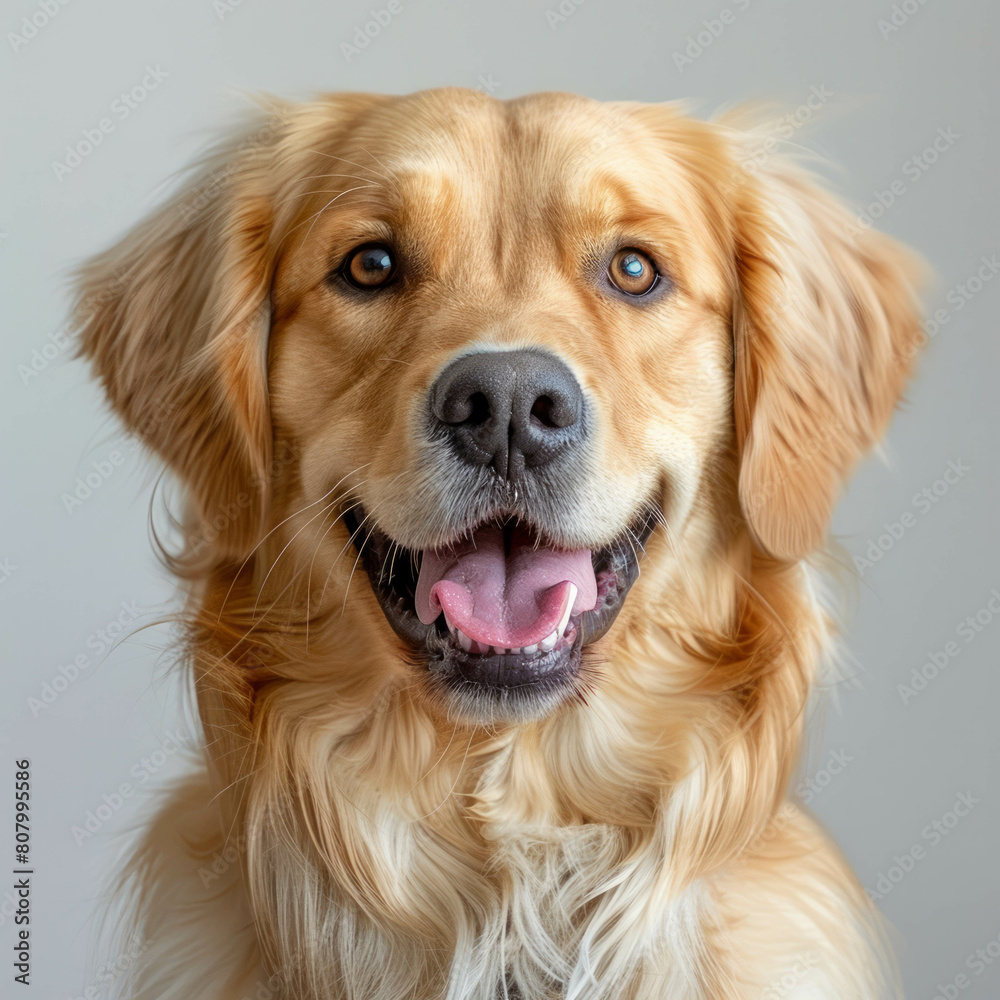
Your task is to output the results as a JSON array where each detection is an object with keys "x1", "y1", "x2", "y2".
[
  {"x1": 75, "y1": 89, "x2": 923, "y2": 725},
  {"x1": 267, "y1": 91, "x2": 735, "y2": 720}
]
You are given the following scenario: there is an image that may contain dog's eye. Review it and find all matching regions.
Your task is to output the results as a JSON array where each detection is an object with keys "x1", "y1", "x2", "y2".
[
  {"x1": 608, "y1": 248, "x2": 658, "y2": 296},
  {"x1": 342, "y1": 243, "x2": 396, "y2": 289}
]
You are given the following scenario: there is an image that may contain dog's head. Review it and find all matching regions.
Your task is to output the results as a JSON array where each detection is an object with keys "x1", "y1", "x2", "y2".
[{"x1": 75, "y1": 89, "x2": 923, "y2": 725}]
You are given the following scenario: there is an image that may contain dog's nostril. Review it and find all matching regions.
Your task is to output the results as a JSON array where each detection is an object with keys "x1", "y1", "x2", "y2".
[
  {"x1": 466, "y1": 392, "x2": 491, "y2": 426},
  {"x1": 437, "y1": 389, "x2": 489, "y2": 426},
  {"x1": 530, "y1": 395, "x2": 558, "y2": 428}
]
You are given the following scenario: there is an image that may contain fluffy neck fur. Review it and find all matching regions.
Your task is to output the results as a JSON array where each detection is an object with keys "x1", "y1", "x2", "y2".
[{"x1": 166, "y1": 512, "x2": 822, "y2": 1000}]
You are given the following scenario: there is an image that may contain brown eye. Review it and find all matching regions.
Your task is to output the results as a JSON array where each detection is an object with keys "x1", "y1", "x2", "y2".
[
  {"x1": 608, "y1": 248, "x2": 658, "y2": 295},
  {"x1": 343, "y1": 243, "x2": 396, "y2": 289}
]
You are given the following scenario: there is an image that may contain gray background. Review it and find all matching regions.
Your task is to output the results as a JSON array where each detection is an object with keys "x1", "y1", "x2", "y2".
[{"x1": 1, "y1": 0, "x2": 997, "y2": 997}]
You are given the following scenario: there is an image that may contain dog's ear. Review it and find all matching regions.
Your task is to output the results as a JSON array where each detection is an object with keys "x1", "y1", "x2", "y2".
[
  {"x1": 72, "y1": 116, "x2": 284, "y2": 564},
  {"x1": 732, "y1": 149, "x2": 925, "y2": 560}
]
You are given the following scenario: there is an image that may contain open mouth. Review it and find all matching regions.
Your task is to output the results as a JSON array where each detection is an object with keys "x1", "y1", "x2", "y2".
[{"x1": 343, "y1": 505, "x2": 657, "y2": 719}]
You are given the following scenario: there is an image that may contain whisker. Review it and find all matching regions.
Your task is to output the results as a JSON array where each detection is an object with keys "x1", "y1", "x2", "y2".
[
  {"x1": 337, "y1": 498, "x2": 401, "y2": 619},
  {"x1": 412, "y1": 727, "x2": 476, "y2": 822},
  {"x1": 207, "y1": 485, "x2": 373, "y2": 665},
  {"x1": 237, "y1": 480, "x2": 376, "y2": 642},
  {"x1": 622, "y1": 529, "x2": 642, "y2": 578},
  {"x1": 251, "y1": 499, "x2": 341, "y2": 617},
  {"x1": 293, "y1": 171, "x2": 386, "y2": 185},
  {"x1": 404, "y1": 717, "x2": 461, "y2": 798},
  {"x1": 293, "y1": 185, "x2": 382, "y2": 246},
  {"x1": 219, "y1": 462, "x2": 372, "y2": 618},
  {"x1": 355, "y1": 145, "x2": 393, "y2": 177},
  {"x1": 378, "y1": 539, "x2": 398, "y2": 589},
  {"x1": 271, "y1": 186, "x2": 379, "y2": 212},
  {"x1": 305, "y1": 505, "x2": 345, "y2": 650},
  {"x1": 316, "y1": 472, "x2": 409, "y2": 613},
  {"x1": 316, "y1": 498, "x2": 372, "y2": 610},
  {"x1": 386, "y1": 540, "x2": 402, "y2": 590},
  {"x1": 304, "y1": 149, "x2": 392, "y2": 183}
]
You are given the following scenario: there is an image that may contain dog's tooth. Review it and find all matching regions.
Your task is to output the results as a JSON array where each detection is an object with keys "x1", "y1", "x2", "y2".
[
  {"x1": 493, "y1": 645, "x2": 507, "y2": 656},
  {"x1": 539, "y1": 630, "x2": 558, "y2": 653},
  {"x1": 521, "y1": 644, "x2": 537, "y2": 655},
  {"x1": 507, "y1": 646, "x2": 521, "y2": 655},
  {"x1": 557, "y1": 584, "x2": 577, "y2": 637},
  {"x1": 458, "y1": 630, "x2": 473, "y2": 652}
]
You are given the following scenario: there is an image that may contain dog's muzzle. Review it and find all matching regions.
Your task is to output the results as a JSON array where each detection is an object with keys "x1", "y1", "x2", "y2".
[{"x1": 344, "y1": 349, "x2": 655, "y2": 722}]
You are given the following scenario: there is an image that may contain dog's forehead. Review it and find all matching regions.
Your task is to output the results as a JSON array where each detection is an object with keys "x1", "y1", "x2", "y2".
[
  {"x1": 326, "y1": 89, "x2": 679, "y2": 214},
  {"x1": 360, "y1": 90, "x2": 631, "y2": 160}
]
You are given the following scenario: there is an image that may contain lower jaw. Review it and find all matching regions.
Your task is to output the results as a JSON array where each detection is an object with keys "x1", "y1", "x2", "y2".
[{"x1": 423, "y1": 624, "x2": 585, "y2": 723}]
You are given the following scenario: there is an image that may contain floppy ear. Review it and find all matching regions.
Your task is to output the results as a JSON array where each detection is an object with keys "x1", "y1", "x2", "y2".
[
  {"x1": 72, "y1": 117, "x2": 281, "y2": 565},
  {"x1": 732, "y1": 148, "x2": 925, "y2": 560}
]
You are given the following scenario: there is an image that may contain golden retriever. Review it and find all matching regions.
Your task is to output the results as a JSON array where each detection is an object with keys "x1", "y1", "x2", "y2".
[{"x1": 74, "y1": 88, "x2": 924, "y2": 999}]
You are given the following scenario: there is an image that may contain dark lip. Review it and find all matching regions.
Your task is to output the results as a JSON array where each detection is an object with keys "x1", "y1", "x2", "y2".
[{"x1": 342, "y1": 503, "x2": 658, "y2": 716}]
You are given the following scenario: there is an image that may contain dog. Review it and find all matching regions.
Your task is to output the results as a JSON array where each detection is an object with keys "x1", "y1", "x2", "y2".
[{"x1": 74, "y1": 88, "x2": 924, "y2": 999}]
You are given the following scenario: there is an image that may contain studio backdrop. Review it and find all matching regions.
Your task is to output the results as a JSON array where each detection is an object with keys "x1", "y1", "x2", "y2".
[{"x1": 1, "y1": 1, "x2": 997, "y2": 997}]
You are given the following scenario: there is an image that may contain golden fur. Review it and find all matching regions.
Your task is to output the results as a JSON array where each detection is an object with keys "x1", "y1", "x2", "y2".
[{"x1": 74, "y1": 88, "x2": 924, "y2": 999}]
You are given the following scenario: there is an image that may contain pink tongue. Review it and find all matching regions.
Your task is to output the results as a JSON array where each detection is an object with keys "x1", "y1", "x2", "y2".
[{"x1": 414, "y1": 523, "x2": 597, "y2": 648}]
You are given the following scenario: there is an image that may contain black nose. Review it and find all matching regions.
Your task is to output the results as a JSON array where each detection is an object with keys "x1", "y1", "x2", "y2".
[{"x1": 430, "y1": 349, "x2": 586, "y2": 478}]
